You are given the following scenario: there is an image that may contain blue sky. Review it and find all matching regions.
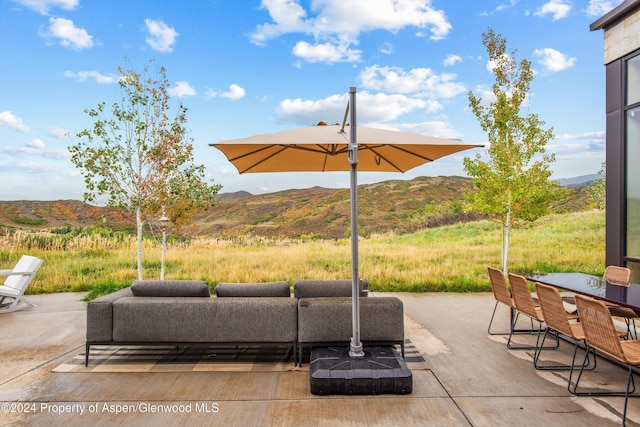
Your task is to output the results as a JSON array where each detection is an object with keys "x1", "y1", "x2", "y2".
[{"x1": 0, "y1": 0, "x2": 622, "y2": 201}]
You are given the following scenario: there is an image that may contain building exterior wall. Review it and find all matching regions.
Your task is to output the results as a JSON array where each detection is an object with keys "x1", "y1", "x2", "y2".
[
  {"x1": 603, "y1": 9, "x2": 640, "y2": 63},
  {"x1": 593, "y1": 1, "x2": 640, "y2": 282}
]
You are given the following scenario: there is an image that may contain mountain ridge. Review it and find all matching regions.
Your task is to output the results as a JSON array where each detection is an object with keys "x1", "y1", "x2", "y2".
[{"x1": 0, "y1": 175, "x2": 595, "y2": 239}]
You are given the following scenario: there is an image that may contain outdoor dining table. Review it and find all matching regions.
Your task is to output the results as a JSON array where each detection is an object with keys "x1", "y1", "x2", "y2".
[{"x1": 527, "y1": 272, "x2": 640, "y2": 312}]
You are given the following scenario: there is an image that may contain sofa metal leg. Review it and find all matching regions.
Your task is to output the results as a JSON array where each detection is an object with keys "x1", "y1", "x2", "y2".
[
  {"x1": 85, "y1": 343, "x2": 90, "y2": 367},
  {"x1": 299, "y1": 343, "x2": 304, "y2": 367}
]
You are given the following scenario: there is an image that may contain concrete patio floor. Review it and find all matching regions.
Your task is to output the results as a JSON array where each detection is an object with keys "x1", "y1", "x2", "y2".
[{"x1": 1, "y1": 291, "x2": 638, "y2": 426}]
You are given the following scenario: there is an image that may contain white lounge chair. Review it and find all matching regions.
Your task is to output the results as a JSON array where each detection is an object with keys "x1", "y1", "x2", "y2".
[{"x1": 0, "y1": 255, "x2": 43, "y2": 313}]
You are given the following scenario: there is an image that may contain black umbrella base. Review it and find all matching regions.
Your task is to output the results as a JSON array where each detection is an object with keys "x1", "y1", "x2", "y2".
[{"x1": 310, "y1": 346, "x2": 412, "y2": 395}]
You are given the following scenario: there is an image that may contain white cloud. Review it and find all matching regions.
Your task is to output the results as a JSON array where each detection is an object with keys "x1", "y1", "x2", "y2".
[
  {"x1": 220, "y1": 84, "x2": 246, "y2": 100},
  {"x1": 63, "y1": 70, "x2": 117, "y2": 84},
  {"x1": 535, "y1": 0, "x2": 572, "y2": 21},
  {"x1": 292, "y1": 40, "x2": 361, "y2": 63},
  {"x1": 586, "y1": 0, "x2": 622, "y2": 17},
  {"x1": 144, "y1": 18, "x2": 178, "y2": 53},
  {"x1": 534, "y1": 47, "x2": 576, "y2": 72},
  {"x1": 486, "y1": 53, "x2": 510, "y2": 73},
  {"x1": 3, "y1": 138, "x2": 71, "y2": 159},
  {"x1": 444, "y1": 54, "x2": 462, "y2": 67},
  {"x1": 275, "y1": 91, "x2": 428, "y2": 125},
  {"x1": 250, "y1": 0, "x2": 452, "y2": 63},
  {"x1": 469, "y1": 85, "x2": 496, "y2": 106},
  {"x1": 358, "y1": 65, "x2": 466, "y2": 99},
  {"x1": 0, "y1": 160, "x2": 49, "y2": 173},
  {"x1": 12, "y1": 0, "x2": 78, "y2": 15},
  {"x1": 25, "y1": 138, "x2": 46, "y2": 149},
  {"x1": 48, "y1": 127, "x2": 71, "y2": 138},
  {"x1": 250, "y1": 0, "x2": 311, "y2": 45},
  {"x1": 496, "y1": 0, "x2": 517, "y2": 12},
  {"x1": 379, "y1": 42, "x2": 394, "y2": 55},
  {"x1": 469, "y1": 83, "x2": 531, "y2": 109},
  {"x1": 305, "y1": 0, "x2": 452, "y2": 40},
  {"x1": 167, "y1": 81, "x2": 196, "y2": 97},
  {"x1": 205, "y1": 84, "x2": 246, "y2": 100},
  {"x1": 41, "y1": 17, "x2": 93, "y2": 49},
  {"x1": 0, "y1": 111, "x2": 31, "y2": 133},
  {"x1": 374, "y1": 120, "x2": 463, "y2": 140},
  {"x1": 554, "y1": 131, "x2": 605, "y2": 141},
  {"x1": 552, "y1": 131, "x2": 605, "y2": 151},
  {"x1": 480, "y1": 0, "x2": 517, "y2": 15}
]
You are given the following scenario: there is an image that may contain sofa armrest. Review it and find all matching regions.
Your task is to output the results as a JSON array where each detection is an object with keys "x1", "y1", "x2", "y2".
[
  {"x1": 297, "y1": 296, "x2": 403, "y2": 343},
  {"x1": 86, "y1": 287, "x2": 133, "y2": 342}
]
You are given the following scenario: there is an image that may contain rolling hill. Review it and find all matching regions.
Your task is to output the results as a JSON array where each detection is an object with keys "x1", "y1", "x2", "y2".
[{"x1": 0, "y1": 176, "x2": 595, "y2": 239}]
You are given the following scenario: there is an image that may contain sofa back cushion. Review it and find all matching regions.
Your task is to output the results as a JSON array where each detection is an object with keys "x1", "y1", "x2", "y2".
[
  {"x1": 214, "y1": 281, "x2": 291, "y2": 297},
  {"x1": 131, "y1": 280, "x2": 210, "y2": 297},
  {"x1": 293, "y1": 279, "x2": 368, "y2": 299}
]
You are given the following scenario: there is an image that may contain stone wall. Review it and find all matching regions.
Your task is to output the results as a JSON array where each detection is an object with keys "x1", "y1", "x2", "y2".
[{"x1": 604, "y1": 8, "x2": 640, "y2": 63}]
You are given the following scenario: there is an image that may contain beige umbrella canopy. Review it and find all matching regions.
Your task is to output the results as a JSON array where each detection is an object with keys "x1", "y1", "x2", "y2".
[
  {"x1": 210, "y1": 88, "x2": 481, "y2": 360},
  {"x1": 212, "y1": 122, "x2": 478, "y2": 173}
]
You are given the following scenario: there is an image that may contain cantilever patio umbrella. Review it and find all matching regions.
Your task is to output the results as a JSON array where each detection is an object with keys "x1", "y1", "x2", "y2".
[{"x1": 211, "y1": 87, "x2": 481, "y2": 359}]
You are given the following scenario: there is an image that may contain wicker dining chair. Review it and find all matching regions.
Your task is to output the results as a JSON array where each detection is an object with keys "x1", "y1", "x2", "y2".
[
  {"x1": 487, "y1": 267, "x2": 517, "y2": 336},
  {"x1": 574, "y1": 294, "x2": 640, "y2": 426},
  {"x1": 487, "y1": 267, "x2": 539, "y2": 336},
  {"x1": 507, "y1": 273, "x2": 559, "y2": 351},
  {"x1": 534, "y1": 283, "x2": 596, "y2": 392},
  {"x1": 605, "y1": 265, "x2": 632, "y2": 285},
  {"x1": 604, "y1": 266, "x2": 638, "y2": 339}
]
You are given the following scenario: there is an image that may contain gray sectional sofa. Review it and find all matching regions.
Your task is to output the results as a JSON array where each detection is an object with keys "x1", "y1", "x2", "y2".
[{"x1": 85, "y1": 279, "x2": 404, "y2": 366}]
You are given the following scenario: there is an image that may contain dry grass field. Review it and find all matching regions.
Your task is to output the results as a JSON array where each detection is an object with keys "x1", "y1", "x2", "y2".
[{"x1": 0, "y1": 209, "x2": 604, "y2": 299}]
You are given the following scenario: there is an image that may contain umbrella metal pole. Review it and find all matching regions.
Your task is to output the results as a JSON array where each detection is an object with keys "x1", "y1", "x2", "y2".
[{"x1": 348, "y1": 87, "x2": 364, "y2": 359}]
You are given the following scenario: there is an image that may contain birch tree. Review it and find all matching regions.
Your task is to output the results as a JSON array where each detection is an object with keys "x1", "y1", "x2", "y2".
[
  {"x1": 464, "y1": 29, "x2": 560, "y2": 275},
  {"x1": 70, "y1": 61, "x2": 220, "y2": 280}
]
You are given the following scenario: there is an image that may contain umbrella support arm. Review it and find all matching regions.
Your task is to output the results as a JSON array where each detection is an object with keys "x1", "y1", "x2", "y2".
[{"x1": 348, "y1": 87, "x2": 365, "y2": 359}]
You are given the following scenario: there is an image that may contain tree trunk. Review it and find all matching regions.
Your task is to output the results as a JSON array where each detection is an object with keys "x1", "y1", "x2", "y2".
[
  {"x1": 503, "y1": 208, "x2": 511, "y2": 276},
  {"x1": 136, "y1": 206, "x2": 143, "y2": 281},
  {"x1": 161, "y1": 230, "x2": 166, "y2": 280}
]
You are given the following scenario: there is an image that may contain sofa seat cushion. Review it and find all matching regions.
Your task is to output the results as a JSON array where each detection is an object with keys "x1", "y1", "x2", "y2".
[
  {"x1": 131, "y1": 280, "x2": 210, "y2": 297},
  {"x1": 111, "y1": 297, "x2": 297, "y2": 343},
  {"x1": 214, "y1": 281, "x2": 290, "y2": 297},
  {"x1": 297, "y1": 297, "x2": 403, "y2": 343},
  {"x1": 293, "y1": 279, "x2": 368, "y2": 299}
]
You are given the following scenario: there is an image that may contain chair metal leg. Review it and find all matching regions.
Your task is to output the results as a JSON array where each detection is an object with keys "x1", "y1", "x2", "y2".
[
  {"x1": 571, "y1": 345, "x2": 635, "y2": 397},
  {"x1": 623, "y1": 318, "x2": 638, "y2": 340},
  {"x1": 623, "y1": 365, "x2": 636, "y2": 427},
  {"x1": 488, "y1": 303, "x2": 536, "y2": 336},
  {"x1": 534, "y1": 329, "x2": 593, "y2": 371},
  {"x1": 567, "y1": 343, "x2": 597, "y2": 394},
  {"x1": 487, "y1": 301, "x2": 505, "y2": 335},
  {"x1": 507, "y1": 313, "x2": 558, "y2": 351}
]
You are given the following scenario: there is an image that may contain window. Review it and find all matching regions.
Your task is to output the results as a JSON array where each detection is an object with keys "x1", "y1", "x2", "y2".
[
  {"x1": 625, "y1": 53, "x2": 640, "y2": 281},
  {"x1": 627, "y1": 105, "x2": 640, "y2": 261},
  {"x1": 628, "y1": 54, "x2": 640, "y2": 105}
]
